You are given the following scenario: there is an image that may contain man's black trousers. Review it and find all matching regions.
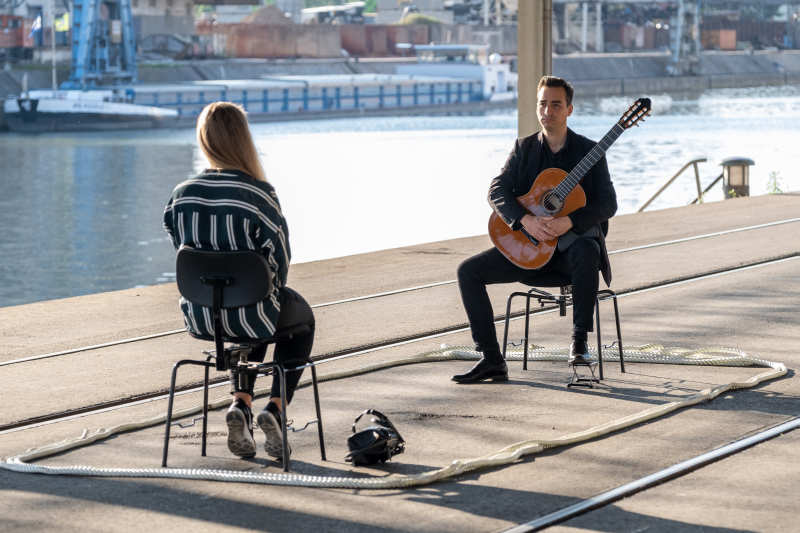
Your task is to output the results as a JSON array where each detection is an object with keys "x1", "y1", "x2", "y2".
[{"x1": 457, "y1": 237, "x2": 601, "y2": 356}]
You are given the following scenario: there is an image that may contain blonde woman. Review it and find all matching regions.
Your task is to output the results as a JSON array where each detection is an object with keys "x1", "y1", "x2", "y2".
[{"x1": 163, "y1": 102, "x2": 314, "y2": 460}]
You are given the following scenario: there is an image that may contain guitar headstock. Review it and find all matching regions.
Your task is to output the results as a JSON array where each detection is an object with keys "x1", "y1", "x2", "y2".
[{"x1": 618, "y1": 97, "x2": 651, "y2": 129}]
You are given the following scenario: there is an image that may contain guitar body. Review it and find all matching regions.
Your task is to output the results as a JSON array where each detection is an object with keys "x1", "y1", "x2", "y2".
[{"x1": 488, "y1": 167, "x2": 586, "y2": 270}]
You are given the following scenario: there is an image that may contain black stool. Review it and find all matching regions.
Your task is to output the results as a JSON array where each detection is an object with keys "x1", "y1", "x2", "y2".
[
  {"x1": 162, "y1": 246, "x2": 326, "y2": 471},
  {"x1": 501, "y1": 279, "x2": 625, "y2": 387}
]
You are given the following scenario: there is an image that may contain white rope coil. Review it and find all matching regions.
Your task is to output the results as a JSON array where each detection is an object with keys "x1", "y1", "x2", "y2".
[{"x1": 1, "y1": 345, "x2": 787, "y2": 489}]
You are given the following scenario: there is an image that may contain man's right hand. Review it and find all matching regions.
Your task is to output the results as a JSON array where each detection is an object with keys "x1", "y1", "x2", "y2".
[{"x1": 520, "y1": 214, "x2": 559, "y2": 242}]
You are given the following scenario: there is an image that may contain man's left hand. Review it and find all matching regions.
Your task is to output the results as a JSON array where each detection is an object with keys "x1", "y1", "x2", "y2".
[{"x1": 541, "y1": 216, "x2": 573, "y2": 237}]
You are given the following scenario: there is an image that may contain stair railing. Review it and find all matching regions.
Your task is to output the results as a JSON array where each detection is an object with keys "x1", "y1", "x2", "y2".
[{"x1": 636, "y1": 157, "x2": 714, "y2": 212}]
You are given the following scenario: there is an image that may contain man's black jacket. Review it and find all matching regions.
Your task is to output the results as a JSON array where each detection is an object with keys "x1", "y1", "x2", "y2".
[{"x1": 488, "y1": 128, "x2": 618, "y2": 284}]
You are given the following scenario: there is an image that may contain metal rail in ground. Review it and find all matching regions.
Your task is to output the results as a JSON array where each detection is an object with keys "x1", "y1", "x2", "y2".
[
  {"x1": 504, "y1": 417, "x2": 800, "y2": 532},
  {"x1": 2, "y1": 217, "x2": 798, "y2": 371},
  {"x1": 2, "y1": 253, "x2": 796, "y2": 435}
]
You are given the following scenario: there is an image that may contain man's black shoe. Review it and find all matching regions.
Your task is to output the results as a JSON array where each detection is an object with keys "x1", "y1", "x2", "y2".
[
  {"x1": 569, "y1": 339, "x2": 591, "y2": 365},
  {"x1": 452, "y1": 358, "x2": 508, "y2": 384}
]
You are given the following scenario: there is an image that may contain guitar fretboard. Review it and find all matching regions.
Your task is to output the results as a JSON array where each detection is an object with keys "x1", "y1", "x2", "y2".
[{"x1": 553, "y1": 123, "x2": 625, "y2": 199}]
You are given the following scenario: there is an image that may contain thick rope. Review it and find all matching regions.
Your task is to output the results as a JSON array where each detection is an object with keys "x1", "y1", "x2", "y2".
[{"x1": 1, "y1": 345, "x2": 787, "y2": 489}]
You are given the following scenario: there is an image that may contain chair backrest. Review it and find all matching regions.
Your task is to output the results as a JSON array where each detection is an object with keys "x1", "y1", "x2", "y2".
[{"x1": 176, "y1": 246, "x2": 273, "y2": 309}]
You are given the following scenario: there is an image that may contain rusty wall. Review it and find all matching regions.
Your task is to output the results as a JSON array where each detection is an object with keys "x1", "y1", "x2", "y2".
[
  {"x1": 202, "y1": 22, "x2": 516, "y2": 59},
  {"x1": 340, "y1": 25, "x2": 368, "y2": 55},
  {"x1": 385, "y1": 25, "x2": 429, "y2": 55},
  {"x1": 428, "y1": 24, "x2": 517, "y2": 54},
  {"x1": 702, "y1": 29, "x2": 737, "y2": 51},
  {"x1": 340, "y1": 24, "x2": 429, "y2": 57},
  {"x1": 366, "y1": 26, "x2": 388, "y2": 56},
  {"x1": 206, "y1": 23, "x2": 341, "y2": 58},
  {"x1": 344, "y1": 23, "x2": 514, "y2": 56},
  {"x1": 0, "y1": 16, "x2": 32, "y2": 48},
  {"x1": 702, "y1": 18, "x2": 794, "y2": 48}
]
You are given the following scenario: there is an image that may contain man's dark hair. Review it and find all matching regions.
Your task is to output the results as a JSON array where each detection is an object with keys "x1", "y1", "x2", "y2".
[{"x1": 537, "y1": 76, "x2": 574, "y2": 106}]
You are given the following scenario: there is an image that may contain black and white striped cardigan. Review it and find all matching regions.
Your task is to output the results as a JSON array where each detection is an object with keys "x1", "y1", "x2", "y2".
[{"x1": 163, "y1": 169, "x2": 290, "y2": 339}]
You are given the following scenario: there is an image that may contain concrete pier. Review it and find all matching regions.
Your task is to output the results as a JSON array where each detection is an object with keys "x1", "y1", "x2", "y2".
[{"x1": 1, "y1": 193, "x2": 798, "y2": 532}]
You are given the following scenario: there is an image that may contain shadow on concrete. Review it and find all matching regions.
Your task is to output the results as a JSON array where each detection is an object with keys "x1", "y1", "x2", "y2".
[
  {"x1": 560, "y1": 501, "x2": 758, "y2": 532},
  {"x1": 3, "y1": 472, "x2": 408, "y2": 532},
  {"x1": 382, "y1": 481, "x2": 755, "y2": 532},
  {"x1": 3, "y1": 467, "x2": 757, "y2": 532},
  {"x1": 508, "y1": 368, "x2": 714, "y2": 405},
  {"x1": 692, "y1": 371, "x2": 799, "y2": 419}
]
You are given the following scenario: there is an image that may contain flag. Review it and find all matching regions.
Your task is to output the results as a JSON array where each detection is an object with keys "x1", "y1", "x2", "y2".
[
  {"x1": 54, "y1": 12, "x2": 70, "y2": 33},
  {"x1": 29, "y1": 14, "x2": 42, "y2": 38}
]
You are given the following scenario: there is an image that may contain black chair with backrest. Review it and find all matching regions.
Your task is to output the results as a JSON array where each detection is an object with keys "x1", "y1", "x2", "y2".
[
  {"x1": 162, "y1": 245, "x2": 325, "y2": 471},
  {"x1": 500, "y1": 272, "x2": 625, "y2": 387}
]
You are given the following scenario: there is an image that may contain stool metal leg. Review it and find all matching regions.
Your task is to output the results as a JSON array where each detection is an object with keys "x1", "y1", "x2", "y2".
[
  {"x1": 598, "y1": 289, "x2": 626, "y2": 374},
  {"x1": 502, "y1": 295, "x2": 514, "y2": 361},
  {"x1": 596, "y1": 297, "x2": 604, "y2": 381},
  {"x1": 523, "y1": 296, "x2": 531, "y2": 370},
  {"x1": 311, "y1": 364, "x2": 326, "y2": 461},
  {"x1": 612, "y1": 293, "x2": 625, "y2": 373},
  {"x1": 502, "y1": 291, "x2": 529, "y2": 366}
]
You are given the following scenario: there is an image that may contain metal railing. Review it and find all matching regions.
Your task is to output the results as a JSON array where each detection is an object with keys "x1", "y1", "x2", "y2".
[
  {"x1": 689, "y1": 172, "x2": 724, "y2": 204},
  {"x1": 637, "y1": 157, "x2": 715, "y2": 212}
]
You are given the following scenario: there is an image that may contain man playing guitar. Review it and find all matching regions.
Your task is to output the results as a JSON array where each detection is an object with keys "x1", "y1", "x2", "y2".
[{"x1": 453, "y1": 76, "x2": 618, "y2": 384}]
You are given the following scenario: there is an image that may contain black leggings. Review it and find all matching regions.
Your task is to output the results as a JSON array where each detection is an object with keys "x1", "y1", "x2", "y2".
[{"x1": 232, "y1": 287, "x2": 315, "y2": 405}]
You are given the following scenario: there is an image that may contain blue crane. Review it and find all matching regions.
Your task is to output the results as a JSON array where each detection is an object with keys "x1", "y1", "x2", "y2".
[{"x1": 61, "y1": 0, "x2": 137, "y2": 89}]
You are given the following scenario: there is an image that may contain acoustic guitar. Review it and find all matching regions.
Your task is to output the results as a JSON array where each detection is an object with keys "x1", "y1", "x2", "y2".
[{"x1": 488, "y1": 97, "x2": 651, "y2": 270}]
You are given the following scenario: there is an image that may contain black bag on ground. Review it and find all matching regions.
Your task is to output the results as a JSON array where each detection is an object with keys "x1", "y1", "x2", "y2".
[{"x1": 344, "y1": 409, "x2": 405, "y2": 466}]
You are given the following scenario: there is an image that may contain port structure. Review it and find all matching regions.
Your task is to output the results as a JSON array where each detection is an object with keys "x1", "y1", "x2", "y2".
[{"x1": 61, "y1": 0, "x2": 137, "y2": 89}]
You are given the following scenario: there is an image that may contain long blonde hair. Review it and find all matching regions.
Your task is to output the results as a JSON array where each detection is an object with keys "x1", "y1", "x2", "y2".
[{"x1": 196, "y1": 101, "x2": 266, "y2": 181}]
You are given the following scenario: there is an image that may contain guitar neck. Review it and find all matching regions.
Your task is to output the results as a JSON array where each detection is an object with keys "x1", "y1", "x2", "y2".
[{"x1": 556, "y1": 123, "x2": 625, "y2": 196}]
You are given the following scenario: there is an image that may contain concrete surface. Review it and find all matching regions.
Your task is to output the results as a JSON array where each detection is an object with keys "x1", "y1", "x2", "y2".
[
  {"x1": 553, "y1": 430, "x2": 800, "y2": 532},
  {"x1": 0, "y1": 193, "x2": 798, "y2": 532}
]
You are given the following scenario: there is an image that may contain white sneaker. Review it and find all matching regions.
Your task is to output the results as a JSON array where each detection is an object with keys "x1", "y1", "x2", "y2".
[
  {"x1": 256, "y1": 403, "x2": 290, "y2": 459},
  {"x1": 225, "y1": 400, "x2": 256, "y2": 458}
]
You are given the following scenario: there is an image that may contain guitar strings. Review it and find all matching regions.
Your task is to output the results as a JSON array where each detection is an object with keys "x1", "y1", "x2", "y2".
[{"x1": 553, "y1": 124, "x2": 625, "y2": 200}]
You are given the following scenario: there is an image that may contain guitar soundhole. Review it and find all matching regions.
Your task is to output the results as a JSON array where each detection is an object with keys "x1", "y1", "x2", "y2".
[{"x1": 542, "y1": 191, "x2": 564, "y2": 214}]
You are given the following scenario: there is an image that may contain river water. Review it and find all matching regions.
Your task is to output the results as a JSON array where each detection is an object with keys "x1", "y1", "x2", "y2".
[{"x1": 1, "y1": 84, "x2": 798, "y2": 307}]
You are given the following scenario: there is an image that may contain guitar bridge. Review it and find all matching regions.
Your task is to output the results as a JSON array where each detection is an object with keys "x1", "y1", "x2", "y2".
[{"x1": 520, "y1": 228, "x2": 539, "y2": 246}]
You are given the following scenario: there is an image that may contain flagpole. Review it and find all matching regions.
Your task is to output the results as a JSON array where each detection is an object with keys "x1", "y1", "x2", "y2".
[{"x1": 50, "y1": 0, "x2": 56, "y2": 91}]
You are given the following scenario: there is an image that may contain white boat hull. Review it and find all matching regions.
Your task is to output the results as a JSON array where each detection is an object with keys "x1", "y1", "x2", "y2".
[{"x1": 3, "y1": 94, "x2": 179, "y2": 133}]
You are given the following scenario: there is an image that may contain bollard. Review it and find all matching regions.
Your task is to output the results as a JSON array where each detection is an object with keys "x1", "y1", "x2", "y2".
[{"x1": 721, "y1": 157, "x2": 754, "y2": 199}]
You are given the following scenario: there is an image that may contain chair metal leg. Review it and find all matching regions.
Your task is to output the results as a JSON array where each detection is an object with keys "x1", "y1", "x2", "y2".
[
  {"x1": 162, "y1": 362, "x2": 181, "y2": 468},
  {"x1": 162, "y1": 359, "x2": 214, "y2": 468},
  {"x1": 201, "y1": 363, "x2": 210, "y2": 457},
  {"x1": 311, "y1": 365, "x2": 326, "y2": 461},
  {"x1": 278, "y1": 366, "x2": 290, "y2": 472}
]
